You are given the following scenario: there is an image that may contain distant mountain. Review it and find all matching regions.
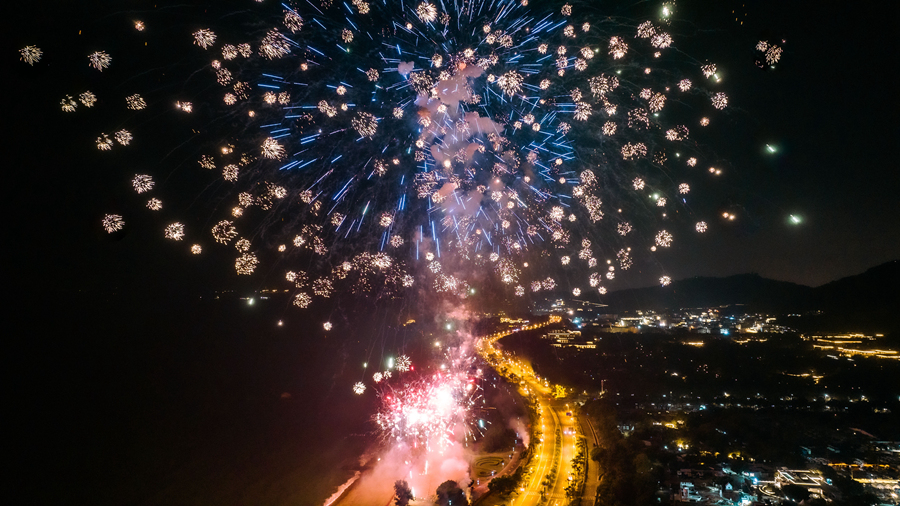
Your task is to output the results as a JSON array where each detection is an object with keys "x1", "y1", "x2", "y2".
[
  {"x1": 803, "y1": 260, "x2": 900, "y2": 332},
  {"x1": 598, "y1": 273, "x2": 813, "y2": 313},
  {"x1": 594, "y1": 260, "x2": 899, "y2": 333}
]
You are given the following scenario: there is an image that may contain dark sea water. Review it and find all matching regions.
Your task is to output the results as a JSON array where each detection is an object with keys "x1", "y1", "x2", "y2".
[{"x1": 12, "y1": 290, "x2": 413, "y2": 506}]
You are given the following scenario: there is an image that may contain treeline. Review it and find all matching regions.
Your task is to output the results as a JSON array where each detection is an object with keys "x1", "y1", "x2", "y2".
[
  {"x1": 583, "y1": 398, "x2": 663, "y2": 506},
  {"x1": 564, "y1": 435, "x2": 587, "y2": 500}
]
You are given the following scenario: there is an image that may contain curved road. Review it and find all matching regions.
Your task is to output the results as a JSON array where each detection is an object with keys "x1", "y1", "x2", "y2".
[
  {"x1": 334, "y1": 318, "x2": 584, "y2": 506},
  {"x1": 479, "y1": 317, "x2": 587, "y2": 506}
]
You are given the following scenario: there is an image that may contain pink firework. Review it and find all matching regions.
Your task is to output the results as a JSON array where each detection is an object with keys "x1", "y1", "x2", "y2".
[{"x1": 374, "y1": 361, "x2": 479, "y2": 452}]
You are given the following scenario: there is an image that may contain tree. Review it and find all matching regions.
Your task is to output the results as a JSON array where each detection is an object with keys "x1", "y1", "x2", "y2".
[
  {"x1": 435, "y1": 480, "x2": 468, "y2": 506},
  {"x1": 782, "y1": 484, "x2": 809, "y2": 503},
  {"x1": 488, "y1": 475, "x2": 517, "y2": 497},
  {"x1": 394, "y1": 480, "x2": 413, "y2": 506},
  {"x1": 831, "y1": 475, "x2": 880, "y2": 505},
  {"x1": 633, "y1": 453, "x2": 653, "y2": 475}
]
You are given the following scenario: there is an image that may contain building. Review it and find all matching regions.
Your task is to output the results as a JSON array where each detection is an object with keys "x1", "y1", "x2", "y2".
[
  {"x1": 543, "y1": 330, "x2": 581, "y2": 343},
  {"x1": 775, "y1": 468, "x2": 827, "y2": 499},
  {"x1": 542, "y1": 330, "x2": 598, "y2": 350}
]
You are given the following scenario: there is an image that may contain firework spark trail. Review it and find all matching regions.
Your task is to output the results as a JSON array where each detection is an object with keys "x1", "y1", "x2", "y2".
[
  {"x1": 189, "y1": 1, "x2": 727, "y2": 293},
  {"x1": 37, "y1": 1, "x2": 737, "y2": 303},
  {"x1": 373, "y1": 348, "x2": 481, "y2": 452}
]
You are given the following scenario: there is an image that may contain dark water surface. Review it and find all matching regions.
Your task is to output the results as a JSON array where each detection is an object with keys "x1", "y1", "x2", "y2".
[{"x1": 12, "y1": 290, "x2": 400, "y2": 506}]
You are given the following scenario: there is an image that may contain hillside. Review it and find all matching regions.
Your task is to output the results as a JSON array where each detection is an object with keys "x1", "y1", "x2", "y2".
[{"x1": 594, "y1": 260, "x2": 899, "y2": 333}]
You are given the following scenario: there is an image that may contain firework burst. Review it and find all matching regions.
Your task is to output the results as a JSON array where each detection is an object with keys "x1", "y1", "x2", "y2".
[
  {"x1": 102, "y1": 214, "x2": 124, "y2": 233},
  {"x1": 87, "y1": 51, "x2": 111, "y2": 71},
  {"x1": 19, "y1": 46, "x2": 42, "y2": 65},
  {"x1": 373, "y1": 350, "x2": 479, "y2": 452},
  {"x1": 37, "y1": 0, "x2": 738, "y2": 310}
]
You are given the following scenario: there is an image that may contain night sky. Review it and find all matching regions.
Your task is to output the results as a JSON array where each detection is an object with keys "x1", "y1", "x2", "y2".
[{"x1": 655, "y1": 1, "x2": 899, "y2": 287}]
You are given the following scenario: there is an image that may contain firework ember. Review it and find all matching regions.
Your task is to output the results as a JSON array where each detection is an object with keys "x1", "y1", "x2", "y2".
[{"x1": 40, "y1": 0, "x2": 735, "y2": 316}]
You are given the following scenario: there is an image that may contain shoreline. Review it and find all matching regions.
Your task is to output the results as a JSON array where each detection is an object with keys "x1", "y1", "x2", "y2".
[
  {"x1": 321, "y1": 471, "x2": 361, "y2": 506},
  {"x1": 320, "y1": 443, "x2": 381, "y2": 506}
]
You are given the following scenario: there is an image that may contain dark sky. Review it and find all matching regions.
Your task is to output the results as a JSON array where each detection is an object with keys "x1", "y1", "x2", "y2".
[
  {"x1": 656, "y1": 0, "x2": 900, "y2": 287},
  {"x1": 6, "y1": 0, "x2": 899, "y2": 297}
]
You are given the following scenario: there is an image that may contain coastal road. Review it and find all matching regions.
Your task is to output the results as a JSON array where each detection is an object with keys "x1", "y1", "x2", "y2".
[
  {"x1": 506, "y1": 375, "x2": 577, "y2": 506},
  {"x1": 545, "y1": 403, "x2": 576, "y2": 505},
  {"x1": 510, "y1": 393, "x2": 556, "y2": 505},
  {"x1": 479, "y1": 317, "x2": 601, "y2": 506},
  {"x1": 478, "y1": 318, "x2": 584, "y2": 506}
]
